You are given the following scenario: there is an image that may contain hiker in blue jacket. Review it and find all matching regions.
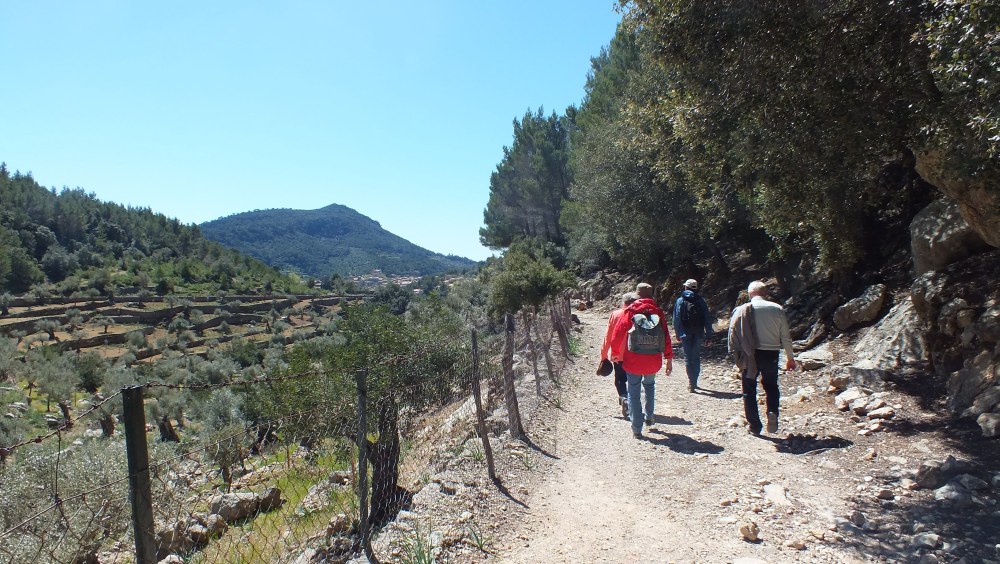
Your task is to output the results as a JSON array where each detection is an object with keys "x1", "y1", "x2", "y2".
[{"x1": 673, "y1": 279, "x2": 714, "y2": 392}]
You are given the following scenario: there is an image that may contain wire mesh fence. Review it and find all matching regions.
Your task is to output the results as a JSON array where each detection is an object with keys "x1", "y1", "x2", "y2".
[{"x1": 0, "y1": 298, "x2": 574, "y2": 563}]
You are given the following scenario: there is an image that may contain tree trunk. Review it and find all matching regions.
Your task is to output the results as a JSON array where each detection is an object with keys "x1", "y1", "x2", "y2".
[
  {"x1": 158, "y1": 415, "x2": 180, "y2": 442},
  {"x1": 367, "y1": 398, "x2": 407, "y2": 526},
  {"x1": 99, "y1": 412, "x2": 116, "y2": 437},
  {"x1": 57, "y1": 401, "x2": 72, "y2": 426},
  {"x1": 221, "y1": 465, "x2": 232, "y2": 492}
]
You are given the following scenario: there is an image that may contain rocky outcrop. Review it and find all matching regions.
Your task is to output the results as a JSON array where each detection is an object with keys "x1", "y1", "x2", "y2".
[
  {"x1": 911, "y1": 250, "x2": 1000, "y2": 435},
  {"x1": 852, "y1": 298, "x2": 927, "y2": 370},
  {"x1": 910, "y1": 197, "x2": 990, "y2": 275},
  {"x1": 915, "y1": 150, "x2": 1000, "y2": 249},
  {"x1": 833, "y1": 284, "x2": 888, "y2": 331}
]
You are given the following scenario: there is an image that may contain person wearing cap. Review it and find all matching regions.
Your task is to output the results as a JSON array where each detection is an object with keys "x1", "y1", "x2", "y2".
[
  {"x1": 728, "y1": 280, "x2": 796, "y2": 435},
  {"x1": 609, "y1": 282, "x2": 674, "y2": 439},
  {"x1": 601, "y1": 292, "x2": 638, "y2": 417},
  {"x1": 672, "y1": 279, "x2": 714, "y2": 392}
]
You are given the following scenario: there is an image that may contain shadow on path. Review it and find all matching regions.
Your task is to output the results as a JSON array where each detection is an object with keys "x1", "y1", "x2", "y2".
[
  {"x1": 650, "y1": 414, "x2": 692, "y2": 426},
  {"x1": 692, "y1": 388, "x2": 742, "y2": 400},
  {"x1": 492, "y1": 478, "x2": 529, "y2": 509},
  {"x1": 773, "y1": 433, "x2": 853, "y2": 454},
  {"x1": 519, "y1": 434, "x2": 560, "y2": 460},
  {"x1": 646, "y1": 431, "x2": 725, "y2": 455}
]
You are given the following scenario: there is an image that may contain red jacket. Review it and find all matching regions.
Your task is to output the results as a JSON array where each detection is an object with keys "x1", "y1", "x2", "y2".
[{"x1": 609, "y1": 298, "x2": 674, "y2": 375}]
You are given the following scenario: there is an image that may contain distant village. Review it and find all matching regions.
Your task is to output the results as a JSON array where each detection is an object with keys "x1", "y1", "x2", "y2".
[{"x1": 348, "y1": 269, "x2": 463, "y2": 293}]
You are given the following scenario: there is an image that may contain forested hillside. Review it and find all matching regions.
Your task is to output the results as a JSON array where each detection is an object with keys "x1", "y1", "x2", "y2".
[
  {"x1": 200, "y1": 204, "x2": 477, "y2": 277},
  {"x1": 0, "y1": 165, "x2": 308, "y2": 297},
  {"x1": 481, "y1": 1, "x2": 998, "y2": 281}
]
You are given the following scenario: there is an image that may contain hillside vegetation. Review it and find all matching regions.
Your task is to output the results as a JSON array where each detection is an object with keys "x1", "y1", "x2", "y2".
[
  {"x1": 200, "y1": 204, "x2": 477, "y2": 278},
  {"x1": 0, "y1": 165, "x2": 310, "y2": 298},
  {"x1": 481, "y1": 1, "x2": 998, "y2": 281}
]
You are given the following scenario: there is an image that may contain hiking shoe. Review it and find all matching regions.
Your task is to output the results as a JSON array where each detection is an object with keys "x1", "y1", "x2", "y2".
[
  {"x1": 633, "y1": 431, "x2": 643, "y2": 439},
  {"x1": 645, "y1": 417, "x2": 654, "y2": 427},
  {"x1": 766, "y1": 412, "x2": 778, "y2": 434},
  {"x1": 748, "y1": 428, "x2": 762, "y2": 437},
  {"x1": 620, "y1": 397, "x2": 629, "y2": 418},
  {"x1": 688, "y1": 384, "x2": 697, "y2": 393}
]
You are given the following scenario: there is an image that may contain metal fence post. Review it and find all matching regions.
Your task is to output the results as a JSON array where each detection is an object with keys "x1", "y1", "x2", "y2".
[
  {"x1": 122, "y1": 386, "x2": 156, "y2": 564},
  {"x1": 355, "y1": 370, "x2": 378, "y2": 563},
  {"x1": 470, "y1": 330, "x2": 496, "y2": 481}
]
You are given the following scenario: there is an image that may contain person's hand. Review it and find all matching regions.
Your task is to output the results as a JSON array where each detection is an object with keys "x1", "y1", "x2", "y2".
[
  {"x1": 664, "y1": 358, "x2": 673, "y2": 375},
  {"x1": 785, "y1": 358, "x2": 797, "y2": 371}
]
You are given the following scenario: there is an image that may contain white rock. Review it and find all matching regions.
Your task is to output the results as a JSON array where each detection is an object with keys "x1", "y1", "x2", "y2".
[
  {"x1": 836, "y1": 387, "x2": 868, "y2": 411},
  {"x1": 911, "y1": 532, "x2": 941, "y2": 549},
  {"x1": 763, "y1": 484, "x2": 790, "y2": 505}
]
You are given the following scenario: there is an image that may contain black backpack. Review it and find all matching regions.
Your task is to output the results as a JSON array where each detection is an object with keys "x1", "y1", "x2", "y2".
[{"x1": 680, "y1": 295, "x2": 705, "y2": 336}]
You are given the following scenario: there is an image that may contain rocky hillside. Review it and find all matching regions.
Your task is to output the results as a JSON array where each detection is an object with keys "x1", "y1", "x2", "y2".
[{"x1": 200, "y1": 204, "x2": 477, "y2": 278}]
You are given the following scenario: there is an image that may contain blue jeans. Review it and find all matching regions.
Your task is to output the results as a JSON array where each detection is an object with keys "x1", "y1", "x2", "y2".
[
  {"x1": 681, "y1": 336, "x2": 703, "y2": 388},
  {"x1": 626, "y1": 373, "x2": 655, "y2": 434}
]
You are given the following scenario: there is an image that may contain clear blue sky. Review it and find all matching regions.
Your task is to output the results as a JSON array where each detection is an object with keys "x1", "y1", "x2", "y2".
[{"x1": 0, "y1": 2, "x2": 621, "y2": 261}]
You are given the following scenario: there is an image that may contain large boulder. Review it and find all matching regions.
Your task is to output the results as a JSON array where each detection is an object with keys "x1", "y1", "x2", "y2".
[
  {"x1": 209, "y1": 492, "x2": 261, "y2": 523},
  {"x1": 910, "y1": 197, "x2": 990, "y2": 275},
  {"x1": 977, "y1": 413, "x2": 1000, "y2": 438},
  {"x1": 833, "y1": 284, "x2": 888, "y2": 331},
  {"x1": 947, "y1": 350, "x2": 998, "y2": 415},
  {"x1": 853, "y1": 298, "x2": 927, "y2": 370},
  {"x1": 974, "y1": 305, "x2": 1000, "y2": 343},
  {"x1": 796, "y1": 348, "x2": 834, "y2": 371},
  {"x1": 915, "y1": 150, "x2": 1000, "y2": 249},
  {"x1": 964, "y1": 386, "x2": 1000, "y2": 418}
]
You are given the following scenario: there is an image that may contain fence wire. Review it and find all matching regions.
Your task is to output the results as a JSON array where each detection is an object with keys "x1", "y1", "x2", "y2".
[{"x1": 0, "y1": 300, "x2": 573, "y2": 564}]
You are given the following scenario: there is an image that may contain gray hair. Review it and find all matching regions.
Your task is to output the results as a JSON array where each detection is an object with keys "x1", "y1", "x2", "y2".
[
  {"x1": 622, "y1": 292, "x2": 638, "y2": 305},
  {"x1": 747, "y1": 280, "x2": 768, "y2": 297}
]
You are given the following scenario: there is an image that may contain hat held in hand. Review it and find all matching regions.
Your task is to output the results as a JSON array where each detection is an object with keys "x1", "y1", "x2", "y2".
[{"x1": 596, "y1": 358, "x2": 613, "y2": 376}]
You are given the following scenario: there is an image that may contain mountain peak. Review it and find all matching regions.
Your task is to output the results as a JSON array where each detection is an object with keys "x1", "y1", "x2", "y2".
[{"x1": 200, "y1": 204, "x2": 475, "y2": 278}]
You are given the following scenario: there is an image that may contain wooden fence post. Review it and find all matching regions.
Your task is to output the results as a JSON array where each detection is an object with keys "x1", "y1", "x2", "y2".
[
  {"x1": 502, "y1": 314, "x2": 524, "y2": 439},
  {"x1": 470, "y1": 330, "x2": 496, "y2": 481},
  {"x1": 550, "y1": 298, "x2": 571, "y2": 359},
  {"x1": 355, "y1": 370, "x2": 378, "y2": 564},
  {"x1": 122, "y1": 386, "x2": 156, "y2": 564},
  {"x1": 522, "y1": 310, "x2": 542, "y2": 397}
]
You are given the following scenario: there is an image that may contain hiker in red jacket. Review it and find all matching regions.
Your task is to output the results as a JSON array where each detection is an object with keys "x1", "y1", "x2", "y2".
[
  {"x1": 601, "y1": 291, "x2": 638, "y2": 418},
  {"x1": 609, "y1": 283, "x2": 674, "y2": 439}
]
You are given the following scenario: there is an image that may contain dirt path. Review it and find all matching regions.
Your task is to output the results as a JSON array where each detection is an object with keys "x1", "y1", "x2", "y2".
[{"x1": 492, "y1": 308, "x2": 996, "y2": 563}]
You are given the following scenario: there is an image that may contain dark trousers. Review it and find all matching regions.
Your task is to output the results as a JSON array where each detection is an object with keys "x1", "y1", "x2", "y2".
[
  {"x1": 741, "y1": 349, "x2": 780, "y2": 432},
  {"x1": 613, "y1": 362, "x2": 627, "y2": 398}
]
